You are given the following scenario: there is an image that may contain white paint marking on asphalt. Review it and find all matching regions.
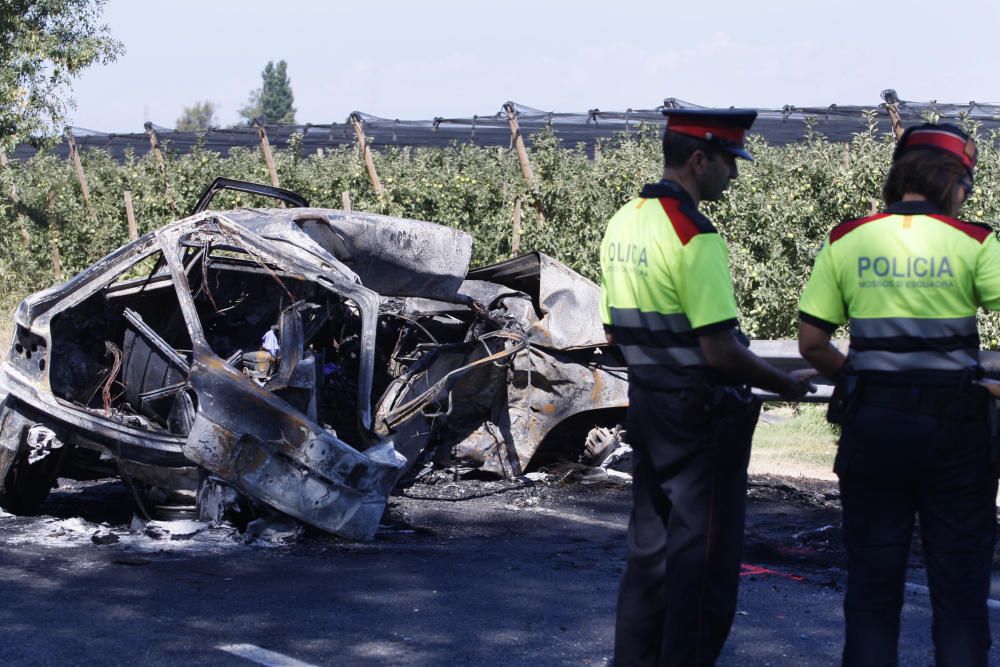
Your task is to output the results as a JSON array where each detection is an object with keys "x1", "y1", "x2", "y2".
[
  {"x1": 217, "y1": 643, "x2": 319, "y2": 667},
  {"x1": 504, "y1": 504, "x2": 628, "y2": 531},
  {"x1": 905, "y1": 582, "x2": 1000, "y2": 611}
]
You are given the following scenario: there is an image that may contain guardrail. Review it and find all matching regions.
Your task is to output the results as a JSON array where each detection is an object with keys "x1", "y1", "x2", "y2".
[
  {"x1": 749, "y1": 340, "x2": 1000, "y2": 403},
  {"x1": 750, "y1": 340, "x2": 836, "y2": 403}
]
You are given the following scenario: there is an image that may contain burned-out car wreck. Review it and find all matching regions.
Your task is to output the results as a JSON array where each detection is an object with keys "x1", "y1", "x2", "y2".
[{"x1": 0, "y1": 179, "x2": 627, "y2": 540}]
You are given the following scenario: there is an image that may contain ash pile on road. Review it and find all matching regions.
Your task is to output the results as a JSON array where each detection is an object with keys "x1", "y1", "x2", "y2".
[
  {"x1": 0, "y1": 477, "x2": 310, "y2": 553},
  {"x1": 0, "y1": 467, "x2": 858, "y2": 564}
]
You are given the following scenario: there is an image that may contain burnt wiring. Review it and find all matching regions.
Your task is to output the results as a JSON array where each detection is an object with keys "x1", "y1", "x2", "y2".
[
  {"x1": 380, "y1": 330, "x2": 528, "y2": 430},
  {"x1": 386, "y1": 312, "x2": 438, "y2": 345},
  {"x1": 200, "y1": 240, "x2": 220, "y2": 313},
  {"x1": 101, "y1": 341, "x2": 122, "y2": 415}
]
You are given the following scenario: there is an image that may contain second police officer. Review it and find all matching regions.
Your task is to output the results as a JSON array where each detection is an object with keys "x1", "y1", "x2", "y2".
[{"x1": 798, "y1": 123, "x2": 1000, "y2": 666}]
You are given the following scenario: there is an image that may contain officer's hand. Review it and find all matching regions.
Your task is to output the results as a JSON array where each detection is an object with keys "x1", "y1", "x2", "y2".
[
  {"x1": 791, "y1": 368, "x2": 819, "y2": 384},
  {"x1": 976, "y1": 379, "x2": 1000, "y2": 398},
  {"x1": 780, "y1": 369, "x2": 818, "y2": 401}
]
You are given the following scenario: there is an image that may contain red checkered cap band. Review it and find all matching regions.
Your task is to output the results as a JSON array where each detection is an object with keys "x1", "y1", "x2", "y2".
[
  {"x1": 667, "y1": 119, "x2": 746, "y2": 145},
  {"x1": 902, "y1": 129, "x2": 977, "y2": 170}
]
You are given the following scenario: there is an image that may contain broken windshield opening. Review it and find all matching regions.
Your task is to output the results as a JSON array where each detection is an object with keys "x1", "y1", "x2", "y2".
[{"x1": 179, "y1": 234, "x2": 375, "y2": 443}]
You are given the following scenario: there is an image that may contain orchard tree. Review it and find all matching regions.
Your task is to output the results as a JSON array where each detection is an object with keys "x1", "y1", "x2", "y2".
[
  {"x1": 175, "y1": 101, "x2": 218, "y2": 131},
  {"x1": 238, "y1": 60, "x2": 296, "y2": 124},
  {"x1": 0, "y1": 0, "x2": 123, "y2": 150}
]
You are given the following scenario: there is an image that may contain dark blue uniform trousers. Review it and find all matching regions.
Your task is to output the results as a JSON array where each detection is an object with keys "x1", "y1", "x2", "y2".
[
  {"x1": 836, "y1": 388, "x2": 997, "y2": 666},
  {"x1": 614, "y1": 384, "x2": 760, "y2": 666}
]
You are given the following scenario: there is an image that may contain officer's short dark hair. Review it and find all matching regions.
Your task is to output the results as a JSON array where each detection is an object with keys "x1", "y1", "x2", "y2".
[
  {"x1": 662, "y1": 130, "x2": 720, "y2": 168},
  {"x1": 882, "y1": 149, "x2": 968, "y2": 212}
]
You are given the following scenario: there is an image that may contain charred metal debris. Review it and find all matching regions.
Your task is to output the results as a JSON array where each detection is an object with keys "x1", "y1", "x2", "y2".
[{"x1": 0, "y1": 178, "x2": 627, "y2": 540}]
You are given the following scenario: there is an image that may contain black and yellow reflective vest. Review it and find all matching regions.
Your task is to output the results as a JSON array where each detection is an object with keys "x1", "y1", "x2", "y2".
[
  {"x1": 599, "y1": 180, "x2": 743, "y2": 389},
  {"x1": 799, "y1": 200, "x2": 1000, "y2": 377}
]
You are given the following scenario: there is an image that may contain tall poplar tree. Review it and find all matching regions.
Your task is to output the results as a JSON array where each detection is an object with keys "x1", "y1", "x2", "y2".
[
  {"x1": 239, "y1": 60, "x2": 296, "y2": 124},
  {"x1": 261, "y1": 60, "x2": 296, "y2": 124}
]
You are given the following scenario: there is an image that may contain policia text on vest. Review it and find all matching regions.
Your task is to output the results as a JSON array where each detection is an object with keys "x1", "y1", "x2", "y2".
[{"x1": 798, "y1": 123, "x2": 999, "y2": 666}]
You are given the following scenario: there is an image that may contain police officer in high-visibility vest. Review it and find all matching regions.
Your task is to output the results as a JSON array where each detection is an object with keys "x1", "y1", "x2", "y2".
[
  {"x1": 600, "y1": 108, "x2": 816, "y2": 666},
  {"x1": 798, "y1": 123, "x2": 1000, "y2": 666}
]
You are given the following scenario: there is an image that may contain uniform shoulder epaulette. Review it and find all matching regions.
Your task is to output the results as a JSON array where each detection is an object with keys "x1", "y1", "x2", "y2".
[
  {"x1": 828, "y1": 213, "x2": 890, "y2": 244},
  {"x1": 658, "y1": 198, "x2": 717, "y2": 246},
  {"x1": 928, "y1": 214, "x2": 993, "y2": 243}
]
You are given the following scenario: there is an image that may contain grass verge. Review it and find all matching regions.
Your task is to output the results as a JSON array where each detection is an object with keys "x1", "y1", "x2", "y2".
[{"x1": 750, "y1": 404, "x2": 838, "y2": 480}]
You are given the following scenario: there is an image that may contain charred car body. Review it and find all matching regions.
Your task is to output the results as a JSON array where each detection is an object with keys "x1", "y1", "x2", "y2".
[{"x1": 0, "y1": 179, "x2": 627, "y2": 539}]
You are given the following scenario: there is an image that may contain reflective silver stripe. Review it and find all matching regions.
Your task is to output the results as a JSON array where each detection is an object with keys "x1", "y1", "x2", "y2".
[
  {"x1": 849, "y1": 349, "x2": 978, "y2": 372},
  {"x1": 618, "y1": 344, "x2": 706, "y2": 367},
  {"x1": 609, "y1": 308, "x2": 691, "y2": 332},
  {"x1": 850, "y1": 316, "x2": 977, "y2": 338}
]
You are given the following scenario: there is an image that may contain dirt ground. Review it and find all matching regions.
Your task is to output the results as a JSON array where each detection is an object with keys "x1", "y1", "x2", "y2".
[{"x1": 1, "y1": 470, "x2": 999, "y2": 666}]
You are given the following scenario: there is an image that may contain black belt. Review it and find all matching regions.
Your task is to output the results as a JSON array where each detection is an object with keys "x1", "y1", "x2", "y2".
[{"x1": 856, "y1": 382, "x2": 986, "y2": 418}]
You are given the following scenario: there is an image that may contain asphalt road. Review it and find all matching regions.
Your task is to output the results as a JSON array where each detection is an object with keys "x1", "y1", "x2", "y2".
[{"x1": 0, "y1": 474, "x2": 998, "y2": 666}]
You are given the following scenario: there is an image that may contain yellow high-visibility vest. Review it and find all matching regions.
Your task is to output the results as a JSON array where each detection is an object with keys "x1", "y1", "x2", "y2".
[
  {"x1": 599, "y1": 180, "x2": 741, "y2": 389},
  {"x1": 799, "y1": 200, "x2": 1000, "y2": 374}
]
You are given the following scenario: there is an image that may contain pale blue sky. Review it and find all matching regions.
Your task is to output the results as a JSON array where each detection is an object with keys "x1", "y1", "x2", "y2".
[{"x1": 69, "y1": 0, "x2": 1000, "y2": 132}]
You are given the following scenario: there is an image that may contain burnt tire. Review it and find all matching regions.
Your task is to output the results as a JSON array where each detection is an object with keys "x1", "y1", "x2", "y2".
[{"x1": 0, "y1": 405, "x2": 70, "y2": 515}]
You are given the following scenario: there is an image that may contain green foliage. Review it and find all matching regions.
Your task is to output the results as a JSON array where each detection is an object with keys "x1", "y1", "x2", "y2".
[
  {"x1": 240, "y1": 60, "x2": 296, "y2": 125},
  {"x1": 261, "y1": 60, "x2": 295, "y2": 124},
  {"x1": 175, "y1": 101, "x2": 218, "y2": 131},
  {"x1": 3, "y1": 120, "x2": 1000, "y2": 348},
  {"x1": 0, "y1": 0, "x2": 123, "y2": 151},
  {"x1": 708, "y1": 117, "x2": 896, "y2": 339}
]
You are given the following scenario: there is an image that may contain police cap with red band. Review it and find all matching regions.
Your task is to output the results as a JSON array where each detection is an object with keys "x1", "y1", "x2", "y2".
[
  {"x1": 662, "y1": 108, "x2": 758, "y2": 161},
  {"x1": 892, "y1": 123, "x2": 977, "y2": 177}
]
